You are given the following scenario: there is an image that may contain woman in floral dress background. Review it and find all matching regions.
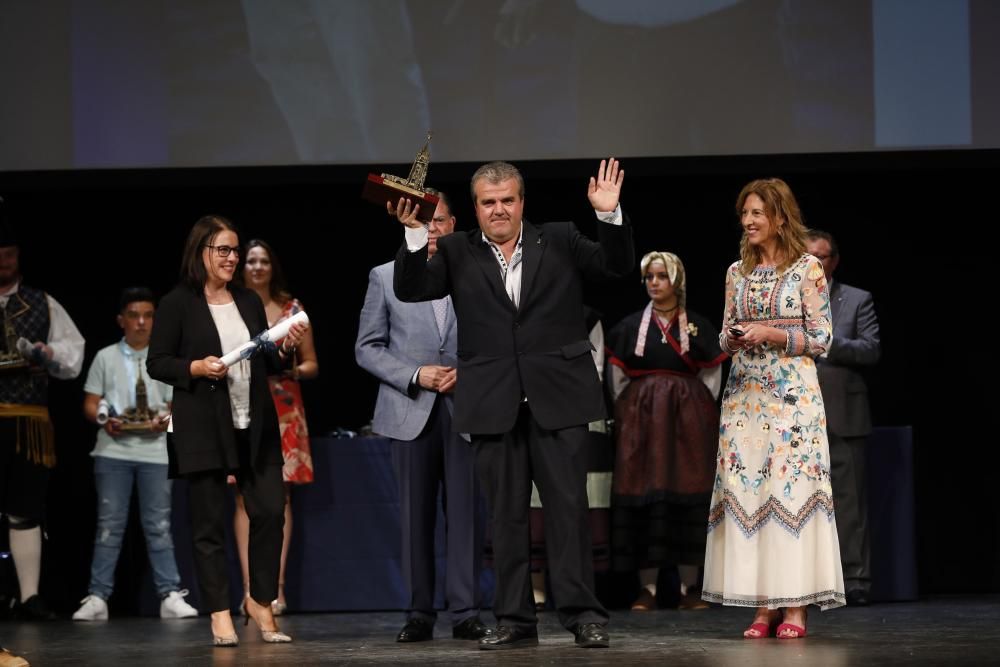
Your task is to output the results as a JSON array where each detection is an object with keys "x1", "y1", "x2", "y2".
[
  {"x1": 236, "y1": 239, "x2": 319, "y2": 615},
  {"x1": 702, "y1": 178, "x2": 845, "y2": 638}
]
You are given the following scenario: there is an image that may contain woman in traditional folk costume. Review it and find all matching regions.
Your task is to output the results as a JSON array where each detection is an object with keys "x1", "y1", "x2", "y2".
[{"x1": 606, "y1": 251, "x2": 725, "y2": 611}]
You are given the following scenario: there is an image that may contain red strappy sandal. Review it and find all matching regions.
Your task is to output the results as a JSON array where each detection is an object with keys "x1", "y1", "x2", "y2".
[
  {"x1": 776, "y1": 609, "x2": 808, "y2": 639},
  {"x1": 743, "y1": 609, "x2": 782, "y2": 638}
]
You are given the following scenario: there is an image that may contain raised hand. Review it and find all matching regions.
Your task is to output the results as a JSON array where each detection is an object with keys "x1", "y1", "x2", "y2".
[
  {"x1": 387, "y1": 196, "x2": 423, "y2": 229},
  {"x1": 587, "y1": 158, "x2": 624, "y2": 213}
]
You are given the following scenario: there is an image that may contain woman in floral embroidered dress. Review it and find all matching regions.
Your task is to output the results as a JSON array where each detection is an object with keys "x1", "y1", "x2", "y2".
[
  {"x1": 606, "y1": 252, "x2": 726, "y2": 611},
  {"x1": 234, "y1": 239, "x2": 318, "y2": 614},
  {"x1": 702, "y1": 179, "x2": 845, "y2": 638}
]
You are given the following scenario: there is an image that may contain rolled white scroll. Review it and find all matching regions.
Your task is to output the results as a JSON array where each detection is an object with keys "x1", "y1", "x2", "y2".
[
  {"x1": 96, "y1": 399, "x2": 112, "y2": 424},
  {"x1": 219, "y1": 311, "x2": 309, "y2": 368}
]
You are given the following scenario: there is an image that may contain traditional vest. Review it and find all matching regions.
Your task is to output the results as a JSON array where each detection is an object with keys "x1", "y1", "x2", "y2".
[{"x1": 0, "y1": 285, "x2": 55, "y2": 467}]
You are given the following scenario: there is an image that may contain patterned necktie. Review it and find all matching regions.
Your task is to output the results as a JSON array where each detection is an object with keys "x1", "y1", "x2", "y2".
[{"x1": 432, "y1": 298, "x2": 448, "y2": 338}]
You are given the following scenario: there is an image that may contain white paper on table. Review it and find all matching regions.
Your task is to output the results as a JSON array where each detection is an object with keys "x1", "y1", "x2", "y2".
[{"x1": 218, "y1": 311, "x2": 309, "y2": 367}]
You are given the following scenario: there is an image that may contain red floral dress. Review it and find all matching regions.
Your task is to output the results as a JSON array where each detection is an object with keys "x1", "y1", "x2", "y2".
[{"x1": 271, "y1": 299, "x2": 313, "y2": 484}]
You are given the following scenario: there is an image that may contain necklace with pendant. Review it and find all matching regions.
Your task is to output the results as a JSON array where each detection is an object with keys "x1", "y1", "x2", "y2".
[{"x1": 653, "y1": 310, "x2": 674, "y2": 345}]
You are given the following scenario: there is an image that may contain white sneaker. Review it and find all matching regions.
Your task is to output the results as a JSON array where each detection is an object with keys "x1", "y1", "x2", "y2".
[
  {"x1": 72, "y1": 594, "x2": 109, "y2": 621},
  {"x1": 160, "y1": 589, "x2": 198, "y2": 619}
]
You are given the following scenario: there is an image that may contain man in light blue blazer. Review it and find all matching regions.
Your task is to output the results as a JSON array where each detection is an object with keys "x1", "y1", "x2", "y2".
[
  {"x1": 808, "y1": 230, "x2": 881, "y2": 607},
  {"x1": 356, "y1": 190, "x2": 489, "y2": 642}
]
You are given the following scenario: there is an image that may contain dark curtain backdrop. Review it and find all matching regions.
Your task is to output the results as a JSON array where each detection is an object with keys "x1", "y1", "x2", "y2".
[{"x1": 1, "y1": 148, "x2": 995, "y2": 612}]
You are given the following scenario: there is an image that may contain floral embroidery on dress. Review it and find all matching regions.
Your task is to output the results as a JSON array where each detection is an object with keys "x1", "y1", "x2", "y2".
[
  {"x1": 702, "y1": 252, "x2": 844, "y2": 610},
  {"x1": 709, "y1": 253, "x2": 835, "y2": 535}
]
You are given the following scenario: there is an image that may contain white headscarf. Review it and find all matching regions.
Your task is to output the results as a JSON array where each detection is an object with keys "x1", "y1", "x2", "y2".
[{"x1": 635, "y1": 251, "x2": 691, "y2": 356}]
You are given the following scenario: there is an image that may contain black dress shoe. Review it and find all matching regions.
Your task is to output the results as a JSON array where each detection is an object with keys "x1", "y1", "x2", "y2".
[
  {"x1": 478, "y1": 625, "x2": 538, "y2": 650},
  {"x1": 452, "y1": 616, "x2": 494, "y2": 640},
  {"x1": 396, "y1": 618, "x2": 434, "y2": 642},
  {"x1": 574, "y1": 622, "x2": 609, "y2": 648},
  {"x1": 17, "y1": 595, "x2": 56, "y2": 621},
  {"x1": 846, "y1": 589, "x2": 870, "y2": 607}
]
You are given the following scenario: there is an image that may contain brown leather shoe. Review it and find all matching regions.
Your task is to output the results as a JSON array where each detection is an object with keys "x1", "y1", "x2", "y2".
[
  {"x1": 630, "y1": 588, "x2": 657, "y2": 611},
  {"x1": 0, "y1": 648, "x2": 29, "y2": 667}
]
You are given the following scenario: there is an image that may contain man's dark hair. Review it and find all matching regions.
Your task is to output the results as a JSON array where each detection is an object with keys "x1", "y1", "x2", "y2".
[
  {"x1": 424, "y1": 187, "x2": 452, "y2": 213},
  {"x1": 806, "y1": 228, "x2": 839, "y2": 257},
  {"x1": 119, "y1": 287, "x2": 156, "y2": 312}
]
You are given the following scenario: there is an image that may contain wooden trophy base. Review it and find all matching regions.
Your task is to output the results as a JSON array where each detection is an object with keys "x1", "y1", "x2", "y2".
[
  {"x1": 118, "y1": 421, "x2": 156, "y2": 433},
  {"x1": 0, "y1": 356, "x2": 30, "y2": 374},
  {"x1": 362, "y1": 174, "x2": 440, "y2": 223}
]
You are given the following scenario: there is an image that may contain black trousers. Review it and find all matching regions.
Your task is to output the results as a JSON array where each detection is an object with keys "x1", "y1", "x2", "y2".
[
  {"x1": 474, "y1": 404, "x2": 608, "y2": 631},
  {"x1": 829, "y1": 432, "x2": 871, "y2": 593},
  {"x1": 0, "y1": 418, "x2": 50, "y2": 520},
  {"x1": 391, "y1": 397, "x2": 483, "y2": 624},
  {"x1": 185, "y1": 429, "x2": 284, "y2": 613}
]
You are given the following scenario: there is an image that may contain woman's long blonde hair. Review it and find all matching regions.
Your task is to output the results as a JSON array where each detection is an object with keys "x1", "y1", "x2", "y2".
[{"x1": 735, "y1": 178, "x2": 808, "y2": 275}]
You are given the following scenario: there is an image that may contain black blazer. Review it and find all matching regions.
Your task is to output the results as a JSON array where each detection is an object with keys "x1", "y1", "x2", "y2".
[
  {"x1": 394, "y1": 218, "x2": 633, "y2": 434},
  {"x1": 147, "y1": 284, "x2": 283, "y2": 476}
]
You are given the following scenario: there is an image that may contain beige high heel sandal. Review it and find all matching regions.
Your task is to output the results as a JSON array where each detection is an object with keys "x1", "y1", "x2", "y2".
[{"x1": 243, "y1": 596, "x2": 292, "y2": 643}]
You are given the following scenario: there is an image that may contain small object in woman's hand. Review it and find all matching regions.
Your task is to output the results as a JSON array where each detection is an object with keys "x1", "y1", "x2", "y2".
[{"x1": 729, "y1": 327, "x2": 745, "y2": 337}]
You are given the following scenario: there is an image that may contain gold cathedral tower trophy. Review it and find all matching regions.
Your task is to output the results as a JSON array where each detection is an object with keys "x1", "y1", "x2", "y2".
[
  {"x1": 118, "y1": 360, "x2": 161, "y2": 432},
  {"x1": 362, "y1": 132, "x2": 440, "y2": 223}
]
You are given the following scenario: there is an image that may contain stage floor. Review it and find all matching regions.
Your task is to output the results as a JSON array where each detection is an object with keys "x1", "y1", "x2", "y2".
[{"x1": 3, "y1": 596, "x2": 996, "y2": 665}]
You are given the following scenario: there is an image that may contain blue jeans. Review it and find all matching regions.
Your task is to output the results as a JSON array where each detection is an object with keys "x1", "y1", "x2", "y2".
[{"x1": 88, "y1": 456, "x2": 181, "y2": 599}]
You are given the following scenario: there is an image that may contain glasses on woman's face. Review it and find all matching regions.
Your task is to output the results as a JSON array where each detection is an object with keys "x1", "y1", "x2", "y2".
[{"x1": 205, "y1": 244, "x2": 240, "y2": 258}]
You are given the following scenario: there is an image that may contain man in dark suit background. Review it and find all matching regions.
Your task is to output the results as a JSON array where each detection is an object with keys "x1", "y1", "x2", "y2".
[
  {"x1": 356, "y1": 190, "x2": 490, "y2": 643},
  {"x1": 392, "y1": 159, "x2": 633, "y2": 649},
  {"x1": 807, "y1": 229, "x2": 881, "y2": 607}
]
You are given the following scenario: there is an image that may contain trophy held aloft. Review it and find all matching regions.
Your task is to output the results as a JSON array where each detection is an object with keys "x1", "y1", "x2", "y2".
[{"x1": 362, "y1": 132, "x2": 440, "y2": 223}]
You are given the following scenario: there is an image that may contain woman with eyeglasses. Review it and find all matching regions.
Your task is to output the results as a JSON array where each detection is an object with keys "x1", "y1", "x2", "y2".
[
  {"x1": 147, "y1": 215, "x2": 307, "y2": 647},
  {"x1": 232, "y1": 239, "x2": 318, "y2": 617}
]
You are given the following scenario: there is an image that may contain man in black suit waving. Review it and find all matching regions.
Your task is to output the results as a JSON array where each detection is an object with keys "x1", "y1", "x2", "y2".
[{"x1": 392, "y1": 159, "x2": 632, "y2": 649}]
